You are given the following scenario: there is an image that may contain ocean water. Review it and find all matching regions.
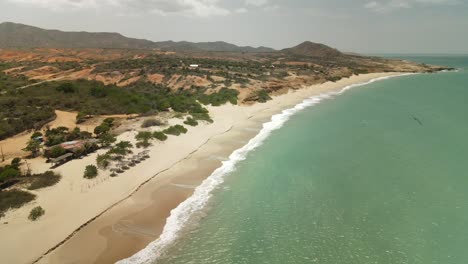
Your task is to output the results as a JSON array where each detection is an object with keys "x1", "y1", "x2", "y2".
[{"x1": 124, "y1": 56, "x2": 468, "y2": 264}]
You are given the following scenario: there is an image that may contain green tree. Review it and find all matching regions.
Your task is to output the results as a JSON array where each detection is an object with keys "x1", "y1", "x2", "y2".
[
  {"x1": 10, "y1": 158, "x2": 22, "y2": 169},
  {"x1": 136, "y1": 131, "x2": 153, "y2": 148},
  {"x1": 94, "y1": 123, "x2": 110, "y2": 136},
  {"x1": 0, "y1": 167, "x2": 20, "y2": 182},
  {"x1": 23, "y1": 139, "x2": 42, "y2": 157},
  {"x1": 47, "y1": 146, "x2": 66, "y2": 159},
  {"x1": 98, "y1": 133, "x2": 117, "y2": 147},
  {"x1": 153, "y1": 131, "x2": 168, "y2": 141},
  {"x1": 30, "y1": 131, "x2": 43, "y2": 139}
]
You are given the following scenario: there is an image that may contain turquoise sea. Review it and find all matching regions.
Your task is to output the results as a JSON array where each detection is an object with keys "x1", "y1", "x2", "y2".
[{"x1": 124, "y1": 56, "x2": 468, "y2": 264}]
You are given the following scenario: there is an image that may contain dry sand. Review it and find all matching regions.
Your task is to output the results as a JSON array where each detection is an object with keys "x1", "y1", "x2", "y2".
[{"x1": 0, "y1": 73, "x2": 402, "y2": 264}]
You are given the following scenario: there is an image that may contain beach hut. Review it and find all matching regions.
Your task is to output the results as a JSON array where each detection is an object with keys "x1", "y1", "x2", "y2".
[{"x1": 50, "y1": 153, "x2": 73, "y2": 167}]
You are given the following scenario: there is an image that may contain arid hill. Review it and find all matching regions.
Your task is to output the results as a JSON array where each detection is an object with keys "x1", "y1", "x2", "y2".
[
  {"x1": 281, "y1": 41, "x2": 342, "y2": 57},
  {"x1": 0, "y1": 22, "x2": 274, "y2": 53}
]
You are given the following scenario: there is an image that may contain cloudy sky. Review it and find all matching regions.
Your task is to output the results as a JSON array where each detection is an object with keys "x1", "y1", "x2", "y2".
[{"x1": 1, "y1": 0, "x2": 467, "y2": 53}]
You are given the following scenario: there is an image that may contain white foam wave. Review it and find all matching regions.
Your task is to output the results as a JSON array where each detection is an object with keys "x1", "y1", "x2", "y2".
[{"x1": 116, "y1": 73, "x2": 413, "y2": 264}]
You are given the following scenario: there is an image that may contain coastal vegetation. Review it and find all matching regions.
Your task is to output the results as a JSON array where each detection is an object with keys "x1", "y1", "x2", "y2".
[
  {"x1": 0, "y1": 189, "x2": 36, "y2": 218},
  {"x1": 163, "y1": 125, "x2": 188, "y2": 136},
  {"x1": 152, "y1": 131, "x2": 167, "y2": 141},
  {"x1": 28, "y1": 206, "x2": 45, "y2": 221},
  {"x1": 27, "y1": 171, "x2": 61, "y2": 190},
  {"x1": 83, "y1": 165, "x2": 98, "y2": 179},
  {"x1": 135, "y1": 131, "x2": 153, "y2": 148},
  {"x1": 141, "y1": 118, "x2": 164, "y2": 128},
  {"x1": 0, "y1": 78, "x2": 216, "y2": 140},
  {"x1": 184, "y1": 117, "x2": 198, "y2": 126}
]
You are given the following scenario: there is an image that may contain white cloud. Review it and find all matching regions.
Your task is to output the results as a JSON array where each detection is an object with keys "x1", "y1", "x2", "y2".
[
  {"x1": 7, "y1": 0, "x2": 231, "y2": 17},
  {"x1": 245, "y1": 0, "x2": 268, "y2": 7},
  {"x1": 364, "y1": 0, "x2": 459, "y2": 12}
]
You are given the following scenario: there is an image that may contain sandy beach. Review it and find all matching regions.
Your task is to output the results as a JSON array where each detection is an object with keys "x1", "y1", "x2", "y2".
[{"x1": 0, "y1": 72, "x2": 402, "y2": 264}]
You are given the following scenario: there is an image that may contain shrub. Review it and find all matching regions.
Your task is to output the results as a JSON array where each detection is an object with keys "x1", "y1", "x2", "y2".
[
  {"x1": 96, "y1": 154, "x2": 111, "y2": 169},
  {"x1": 135, "y1": 131, "x2": 153, "y2": 148},
  {"x1": 76, "y1": 112, "x2": 87, "y2": 124},
  {"x1": 30, "y1": 131, "x2": 43, "y2": 139},
  {"x1": 153, "y1": 131, "x2": 168, "y2": 141},
  {"x1": 0, "y1": 190, "x2": 36, "y2": 218},
  {"x1": 257, "y1": 90, "x2": 272, "y2": 103},
  {"x1": 184, "y1": 117, "x2": 198, "y2": 127},
  {"x1": 109, "y1": 141, "x2": 133, "y2": 155},
  {"x1": 84, "y1": 165, "x2": 98, "y2": 179},
  {"x1": 163, "y1": 125, "x2": 188, "y2": 136},
  {"x1": 141, "y1": 118, "x2": 163, "y2": 128},
  {"x1": 98, "y1": 133, "x2": 117, "y2": 147},
  {"x1": 10, "y1": 158, "x2": 22, "y2": 169},
  {"x1": 28, "y1": 206, "x2": 45, "y2": 221},
  {"x1": 94, "y1": 123, "x2": 110, "y2": 136},
  {"x1": 56, "y1": 83, "x2": 76, "y2": 93},
  {"x1": 28, "y1": 171, "x2": 61, "y2": 190},
  {"x1": 103, "y1": 118, "x2": 115, "y2": 126},
  {"x1": 191, "y1": 113, "x2": 213, "y2": 123}
]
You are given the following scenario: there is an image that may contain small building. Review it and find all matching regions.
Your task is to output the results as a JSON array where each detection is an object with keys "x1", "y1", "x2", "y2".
[
  {"x1": 45, "y1": 139, "x2": 99, "y2": 157},
  {"x1": 50, "y1": 153, "x2": 74, "y2": 167},
  {"x1": 189, "y1": 64, "x2": 199, "y2": 69}
]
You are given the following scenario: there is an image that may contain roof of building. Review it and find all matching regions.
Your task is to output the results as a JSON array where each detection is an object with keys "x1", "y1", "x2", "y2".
[{"x1": 50, "y1": 153, "x2": 73, "y2": 163}]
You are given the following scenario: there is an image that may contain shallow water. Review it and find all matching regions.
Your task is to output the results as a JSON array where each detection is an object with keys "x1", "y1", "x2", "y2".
[{"x1": 152, "y1": 56, "x2": 468, "y2": 264}]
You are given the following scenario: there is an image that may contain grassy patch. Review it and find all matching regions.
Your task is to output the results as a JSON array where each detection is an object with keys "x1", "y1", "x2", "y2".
[
  {"x1": 27, "y1": 171, "x2": 62, "y2": 190},
  {"x1": 0, "y1": 189, "x2": 36, "y2": 218}
]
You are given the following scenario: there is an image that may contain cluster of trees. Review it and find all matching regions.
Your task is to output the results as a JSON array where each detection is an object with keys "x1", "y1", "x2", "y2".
[
  {"x1": 0, "y1": 77, "x2": 224, "y2": 140},
  {"x1": 197, "y1": 88, "x2": 239, "y2": 106},
  {"x1": 23, "y1": 127, "x2": 99, "y2": 160},
  {"x1": 135, "y1": 129, "x2": 169, "y2": 148},
  {"x1": 44, "y1": 127, "x2": 92, "y2": 147}
]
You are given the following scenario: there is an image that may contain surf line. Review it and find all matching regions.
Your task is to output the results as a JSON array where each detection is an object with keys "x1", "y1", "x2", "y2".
[{"x1": 117, "y1": 73, "x2": 415, "y2": 264}]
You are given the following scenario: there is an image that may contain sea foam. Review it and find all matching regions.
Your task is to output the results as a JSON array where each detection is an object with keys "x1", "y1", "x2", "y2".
[{"x1": 116, "y1": 73, "x2": 413, "y2": 264}]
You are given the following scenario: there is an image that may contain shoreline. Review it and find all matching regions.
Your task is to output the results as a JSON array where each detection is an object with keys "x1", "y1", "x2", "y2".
[{"x1": 0, "y1": 72, "x2": 405, "y2": 264}]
